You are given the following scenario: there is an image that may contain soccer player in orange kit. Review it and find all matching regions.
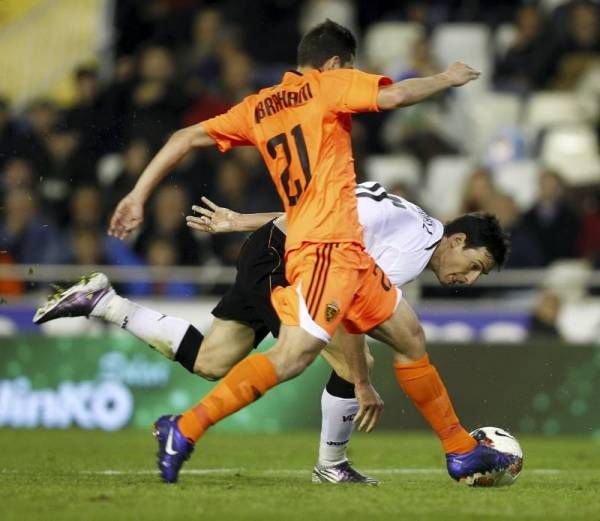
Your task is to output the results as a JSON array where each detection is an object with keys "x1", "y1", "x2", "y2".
[{"x1": 106, "y1": 20, "x2": 516, "y2": 484}]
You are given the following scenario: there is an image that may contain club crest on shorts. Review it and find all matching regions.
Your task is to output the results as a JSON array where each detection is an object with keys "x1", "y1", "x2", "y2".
[{"x1": 325, "y1": 302, "x2": 340, "y2": 322}]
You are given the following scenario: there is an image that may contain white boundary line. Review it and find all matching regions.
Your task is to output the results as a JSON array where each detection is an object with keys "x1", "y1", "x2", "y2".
[{"x1": 60, "y1": 468, "x2": 564, "y2": 476}]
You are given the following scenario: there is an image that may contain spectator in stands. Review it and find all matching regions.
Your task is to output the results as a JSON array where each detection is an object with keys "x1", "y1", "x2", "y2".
[
  {"x1": 487, "y1": 192, "x2": 545, "y2": 268},
  {"x1": 16, "y1": 99, "x2": 58, "y2": 175},
  {"x1": 548, "y1": 1, "x2": 600, "y2": 89},
  {"x1": 67, "y1": 185, "x2": 105, "y2": 229},
  {"x1": 182, "y1": 9, "x2": 233, "y2": 126},
  {"x1": 208, "y1": 158, "x2": 270, "y2": 265},
  {"x1": 528, "y1": 289, "x2": 563, "y2": 342},
  {"x1": 68, "y1": 226, "x2": 109, "y2": 266},
  {"x1": 60, "y1": 186, "x2": 134, "y2": 273},
  {"x1": 42, "y1": 119, "x2": 94, "y2": 222},
  {"x1": 220, "y1": 49, "x2": 256, "y2": 102},
  {"x1": 185, "y1": 7, "x2": 225, "y2": 94},
  {"x1": 519, "y1": 170, "x2": 581, "y2": 266},
  {"x1": 0, "y1": 98, "x2": 25, "y2": 170},
  {"x1": 460, "y1": 168, "x2": 496, "y2": 214},
  {"x1": 108, "y1": 138, "x2": 152, "y2": 209},
  {"x1": 144, "y1": 236, "x2": 198, "y2": 297},
  {"x1": 65, "y1": 66, "x2": 112, "y2": 159},
  {"x1": 388, "y1": 36, "x2": 441, "y2": 82},
  {"x1": 135, "y1": 184, "x2": 200, "y2": 266},
  {"x1": 494, "y1": 4, "x2": 554, "y2": 93},
  {"x1": 126, "y1": 45, "x2": 188, "y2": 148},
  {"x1": 0, "y1": 188, "x2": 62, "y2": 266},
  {"x1": 1, "y1": 158, "x2": 35, "y2": 194}
]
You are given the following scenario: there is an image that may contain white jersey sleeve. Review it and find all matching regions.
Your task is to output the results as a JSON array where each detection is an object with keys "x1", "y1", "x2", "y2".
[{"x1": 356, "y1": 182, "x2": 444, "y2": 287}]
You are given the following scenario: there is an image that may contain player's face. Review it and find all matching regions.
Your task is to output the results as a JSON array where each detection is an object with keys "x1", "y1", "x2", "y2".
[{"x1": 437, "y1": 234, "x2": 494, "y2": 287}]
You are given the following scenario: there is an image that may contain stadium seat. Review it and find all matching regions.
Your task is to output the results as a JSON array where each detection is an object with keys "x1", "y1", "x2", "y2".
[
  {"x1": 492, "y1": 159, "x2": 540, "y2": 210},
  {"x1": 540, "y1": 125, "x2": 600, "y2": 186},
  {"x1": 464, "y1": 92, "x2": 523, "y2": 156},
  {"x1": 362, "y1": 21, "x2": 425, "y2": 74},
  {"x1": 364, "y1": 154, "x2": 421, "y2": 190},
  {"x1": 557, "y1": 299, "x2": 600, "y2": 343},
  {"x1": 543, "y1": 259, "x2": 592, "y2": 302},
  {"x1": 421, "y1": 155, "x2": 474, "y2": 218},
  {"x1": 523, "y1": 92, "x2": 584, "y2": 134},
  {"x1": 576, "y1": 64, "x2": 600, "y2": 123},
  {"x1": 431, "y1": 23, "x2": 492, "y2": 92}
]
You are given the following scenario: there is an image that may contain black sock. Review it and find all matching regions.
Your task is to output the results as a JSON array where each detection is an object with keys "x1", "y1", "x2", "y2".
[
  {"x1": 174, "y1": 326, "x2": 204, "y2": 373},
  {"x1": 325, "y1": 370, "x2": 355, "y2": 399}
]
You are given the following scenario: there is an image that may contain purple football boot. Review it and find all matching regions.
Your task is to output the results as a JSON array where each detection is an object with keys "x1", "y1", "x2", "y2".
[
  {"x1": 33, "y1": 272, "x2": 113, "y2": 324},
  {"x1": 312, "y1": 461, "x2": 379, "y2": 485},
  {"x1": 153, "y1": 415, "x2": 195, "y2": 483},
  {"x1": 446, "y1": 436, "x2": 517, "y2": 486}
]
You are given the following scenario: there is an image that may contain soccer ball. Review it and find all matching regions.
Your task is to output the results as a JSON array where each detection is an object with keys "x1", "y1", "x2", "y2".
[{"x1": 467, "y1": 426, "x2": 524, "y2": 487}]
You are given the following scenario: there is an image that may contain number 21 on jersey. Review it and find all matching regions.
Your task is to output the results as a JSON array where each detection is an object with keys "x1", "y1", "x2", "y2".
[{"x1": 267, "y1": 124, "x2": 312, "y2": 206}]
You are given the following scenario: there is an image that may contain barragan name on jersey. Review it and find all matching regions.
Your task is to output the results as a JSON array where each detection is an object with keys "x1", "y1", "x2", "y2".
[{"x1": 355, "y1": 182, "x2": 443, "y2": 288}]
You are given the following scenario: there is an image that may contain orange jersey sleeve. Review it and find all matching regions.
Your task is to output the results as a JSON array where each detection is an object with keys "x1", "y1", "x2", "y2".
[
  {"x1": 201, "y1": 99, "x2": 255, "y2": 152},
  {"x1": 319, "y1": 69, "x2": 392, "y2": 114}
]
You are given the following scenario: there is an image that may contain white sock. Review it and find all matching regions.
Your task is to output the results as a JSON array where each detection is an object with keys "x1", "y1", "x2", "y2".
[
  {"x1": 91, "y1": 293, "x2": 190, "y2": 360},
  {"x1": 318, "y1": 389, "x2": 359, "y2": 466}
]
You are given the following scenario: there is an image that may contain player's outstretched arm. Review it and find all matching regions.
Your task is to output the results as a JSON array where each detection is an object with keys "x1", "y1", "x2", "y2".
[
  {"x1": 185, "y1": 196, "x2": 284, "y2": 234},
  {"x1": 108, "y1": 123, "x2": 216, "y2": 239},
  {"x1": 377, "y1": 62, "x2": 480, "y2": 111},
  {"x1": 335, "y1": 330, "x2": 384, "y2": 433}
]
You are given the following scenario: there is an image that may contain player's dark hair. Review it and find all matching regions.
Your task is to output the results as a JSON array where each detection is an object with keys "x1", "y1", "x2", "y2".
[
  {"x1": 443, "y1": 213, "x2": 511, "y2": 269},
  {"x1": 297, "y1": 19, "x2": 357, "y2": 68}
]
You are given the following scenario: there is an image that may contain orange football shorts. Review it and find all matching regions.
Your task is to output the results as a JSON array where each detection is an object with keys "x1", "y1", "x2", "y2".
[{"x1": 270, "y1": 242, "x2": 400, "y2": 341}]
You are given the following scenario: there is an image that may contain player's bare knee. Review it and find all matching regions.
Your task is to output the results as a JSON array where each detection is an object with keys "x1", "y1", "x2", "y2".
[
  {"x1": 267, "y1": 343, "x2": 318, "y2": 381},
  {"x1": 193, "y1": 345, "x2": 229, "y2": 380},
  {"x1": 193, "y1": 360, "x2": 225, "y2": 381}
]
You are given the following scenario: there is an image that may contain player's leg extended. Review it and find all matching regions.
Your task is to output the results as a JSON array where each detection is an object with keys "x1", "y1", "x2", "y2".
[
  {"x1": 368, "y1": 299, "x2": 476, "y2": 453},
  {"x1": 177, "y1": 324, "x2": 326, "y2": 442},
  {"x1": 33, "y1": 273, "x2": 254, "y2": 377},
  {"x1": 153, "y1": 325, "x2": 326, "y2": 482},
  {"x1": 159, "y1": 244, "x2": 360, "y2": 482},
  {"x1": 314, "y1": 330, "x2": 379, "y2": 485},
  {"x1": 368, "y1": 300, "x2": 517, "y2": 480}
]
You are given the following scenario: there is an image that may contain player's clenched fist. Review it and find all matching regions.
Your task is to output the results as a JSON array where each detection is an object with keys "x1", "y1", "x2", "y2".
[
  {"x1": 444, "y1": 62, "x2": 481, "y2": 87},
  {"x1": 108, "y1": 193, "x2": 144, "y2": 240}
]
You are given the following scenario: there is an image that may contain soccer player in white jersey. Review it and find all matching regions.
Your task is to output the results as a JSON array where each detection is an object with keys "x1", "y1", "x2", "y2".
[{"x1": 34, "y1": 181, "x2": 509, "y2": 485}]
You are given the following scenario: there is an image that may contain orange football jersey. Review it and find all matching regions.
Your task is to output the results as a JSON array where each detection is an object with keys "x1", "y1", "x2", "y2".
[{"x1": 202, "y1": 68, "x2": 391, "y2": 251}]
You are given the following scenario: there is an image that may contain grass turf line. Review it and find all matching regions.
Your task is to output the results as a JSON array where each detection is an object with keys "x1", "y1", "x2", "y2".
[{"x1": 1, "y1": 430, "x2": 599, "y2": 521}]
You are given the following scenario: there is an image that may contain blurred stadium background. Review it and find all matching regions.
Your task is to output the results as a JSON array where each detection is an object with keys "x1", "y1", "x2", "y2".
[{"x1": 1, "y1": 0, "x2": 600, "y2": 438}]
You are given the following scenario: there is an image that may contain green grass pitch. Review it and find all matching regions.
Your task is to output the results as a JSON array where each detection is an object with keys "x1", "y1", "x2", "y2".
[{"x1": 2, "y1": 429, "x2": 599, "y2": 521}]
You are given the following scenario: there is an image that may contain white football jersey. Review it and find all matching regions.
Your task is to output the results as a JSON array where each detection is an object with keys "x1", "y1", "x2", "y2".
[{"x1": 355, "y1": 182, "x2": 444, "y2": 287}]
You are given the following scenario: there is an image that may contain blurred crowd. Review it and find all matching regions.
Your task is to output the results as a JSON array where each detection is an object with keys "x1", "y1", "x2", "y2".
[{"x1": 1, "y1": 0, "x2": 600, "y2": 299}]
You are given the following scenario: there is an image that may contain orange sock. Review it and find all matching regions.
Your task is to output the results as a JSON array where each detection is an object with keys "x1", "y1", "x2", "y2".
[
  {"x1": 393, "y1": 354, "x2": 477, "y2": 454},
  {"x1": 178, "y1": 353, "x2": 278, "y2": 442}
]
